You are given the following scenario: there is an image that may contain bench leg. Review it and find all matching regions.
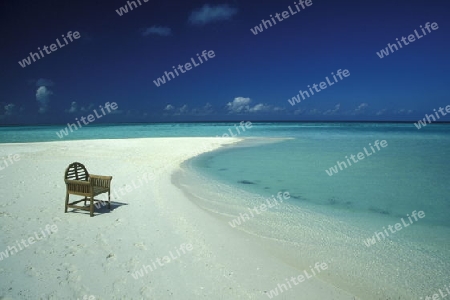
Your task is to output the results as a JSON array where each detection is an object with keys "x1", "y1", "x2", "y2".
[
  {"x1": 108, "y1": 191, "x2": 111, "y2": 209},
  {"x1": 90, "y1": 197, "x2": 94, "y2": 217},
  {"x1": 65, "y1": 193, "x2": 69, "y2": 213}
]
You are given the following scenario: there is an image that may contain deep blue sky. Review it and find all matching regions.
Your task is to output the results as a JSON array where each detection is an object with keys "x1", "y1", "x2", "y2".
[{"x1": 0, "y1": 0, "x2": 449, "y2": 124}]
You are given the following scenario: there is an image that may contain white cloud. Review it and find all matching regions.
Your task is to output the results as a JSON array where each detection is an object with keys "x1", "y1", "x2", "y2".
[
  {"x1": 65, "y1": 102, "x2": 122, "y2": 115},
  {"x1": 189, "y1": 4, "x2": 238, "y2": 25},
  {"x1": 164, "y1": 104, "x2": 175, "y2": 111},
  {"x1": 0, "y1": 103, "x2": 19, "y2": 119},
  {"x1": 307, "y1": 108, "x2": 321, "y2": 115},
  {"x1": 178, "y1": 104, "x2": 189, "y2": 114},
  {"x1": 395, "y1": 108, "x2": 414, "y2": 115},
  {"x1": 203, "y1": 103, "x2": 212, "y2": 110},
  {"x1": 142, "y1": 26, "x2": 172, "y2": 37},
  {"x1": 4, "y1": 103, "x2": 16, "y2": 116},
  {"x1": 36, "y1": 86, "x2": 53, "y2": 114},
  {"x1": 226, "y1": 97, "x2": 276, "y2": 114},
  {"x1": 65, "y1": 101, "x2": 78, "y2": 113},
  {"x1": 81, "y1": 103, "x2": 95, "y2": 112},
  {"x1": 376, "y1": 108, "x2": 387, "y2": 116},
  {"x1": 352, "y1": 103, "x2": 368, "y2": 115},
  {"x1": 35, "y1": 78, "x2": 55, "y2": 114},
  {"x1": 294, "y1": 108, "x2": 305, "y2": 115},
  {"x1": 323, "y1": 103, "x2": 341, "y2": 115},
  {"x1": 226, "y1": 97, "x2": 251, "y2": 113},
  {"x1": 164, "y1": 103, "x2": 214, "y2": 116},
  {"x1": 249, "y1": 103, "x2": 270, "y2": 112},
  {"x1": 191, "y1": 103, "x2": 214, "y2": 116},
  {"x1": 170, "y1": 104, "x2": 190, "y2": 116},
  {"x1": 375, "y1": 108, "x2": 414, "y2": 116}
]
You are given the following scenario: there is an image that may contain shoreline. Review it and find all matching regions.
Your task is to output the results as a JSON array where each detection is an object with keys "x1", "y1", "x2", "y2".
[
  {"x1": 173, "y1": 139, "x2": 450, "y2": 299},
  {"x1": 0, "y1": 137, "x2": 353, "y2": 299},
  {"x1": 172, "y1": 151, "x2": 357, "y2": 300}
]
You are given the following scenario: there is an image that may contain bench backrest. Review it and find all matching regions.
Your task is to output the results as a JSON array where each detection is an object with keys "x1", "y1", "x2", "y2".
[{"x1": 65, "y1": 162, "x2": 89, "y2": 181}]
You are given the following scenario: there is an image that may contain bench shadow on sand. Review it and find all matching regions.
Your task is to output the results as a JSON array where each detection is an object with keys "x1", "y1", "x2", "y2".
[{"x1": 69, "y1": 200, "x2": 128, "y2": 217}]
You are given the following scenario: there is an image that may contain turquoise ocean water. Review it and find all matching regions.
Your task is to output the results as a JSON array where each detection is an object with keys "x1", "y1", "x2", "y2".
[
  {"x1": 175, "y1": 123, "x2": 450, "y2": 299},
  {"x1": 2, "y1": 122, "x2": 449, "y2": 299}
]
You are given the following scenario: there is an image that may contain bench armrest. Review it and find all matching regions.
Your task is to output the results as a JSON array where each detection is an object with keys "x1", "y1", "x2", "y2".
[
  {"x1": 65, "y1": 179, "x2": 92, "y2": 194},
  {"x1": 89, "y1": 174, "x2": 112, "y2": 188}
]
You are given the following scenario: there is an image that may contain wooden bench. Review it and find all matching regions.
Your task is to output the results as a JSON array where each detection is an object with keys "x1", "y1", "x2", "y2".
[{"x1": 64, "y1": 162, "x2": 112, "y2": 217}]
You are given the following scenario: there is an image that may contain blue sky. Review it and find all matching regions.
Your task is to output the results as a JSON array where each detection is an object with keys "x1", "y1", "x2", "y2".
[{"x1": 0, "y1": 0, "x2": 449, "y2": 124}]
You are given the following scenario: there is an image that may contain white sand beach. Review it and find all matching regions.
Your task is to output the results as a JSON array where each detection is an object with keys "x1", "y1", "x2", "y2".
[{"x1": 0, "y1": 138, "x2": 356, "y2": 300}]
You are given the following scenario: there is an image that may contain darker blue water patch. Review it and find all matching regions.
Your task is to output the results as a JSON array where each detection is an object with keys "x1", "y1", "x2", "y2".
[
  {"x1": 369, "y1": 207, "x2": 390, "y2": 215},
  {"x1": 238, "y1": 180, "x2": 256, "y2": 185}
]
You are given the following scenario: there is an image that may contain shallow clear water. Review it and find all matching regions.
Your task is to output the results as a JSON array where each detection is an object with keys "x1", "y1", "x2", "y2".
[{"x1": 192, "y1": 127, "x2": 450, "y2": 228}]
